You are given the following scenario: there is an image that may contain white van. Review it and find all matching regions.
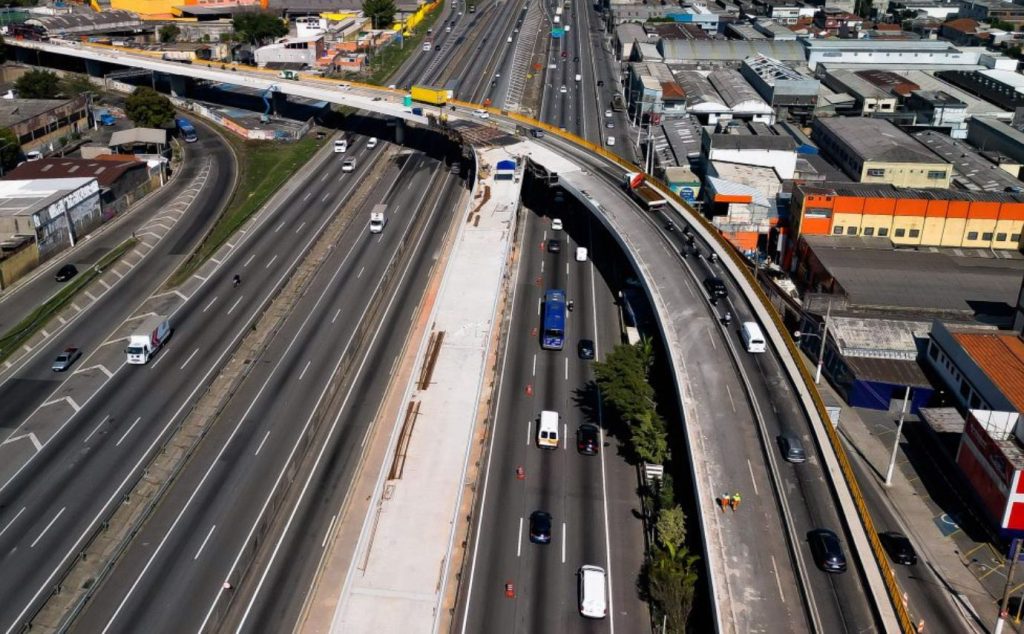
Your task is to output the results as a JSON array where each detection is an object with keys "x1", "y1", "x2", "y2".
[
  {"x1": 578, "y1": 565, "x2": 607, "y2": 619},
  {"x1": 366, "y1": 137, "x2": 378, "y2": 149},
  {"x1": 538, "y1": 410, "x2": 560, "y2": 449},
  {"x1": 606, "y1": 136, "x2": 616, "y2": 146},
  {"x1": 741, "y1": 321, "x2": 767, "y2": 353},
  {"x1": 423, "y1": 41, "x2": 432, "y2": 51},
  {"x1": 575, "y1": 73, "x2": 582, "y2": 82},
  {"x1": 334, "y1": 138, "x2": 348, "y2": 153}
]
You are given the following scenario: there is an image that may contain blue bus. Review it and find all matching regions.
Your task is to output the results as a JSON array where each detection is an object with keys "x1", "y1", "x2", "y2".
[
  {"x1": 541, "y1": 289, "x2": 566, "y2": 350},
  {"x1": 175, "y1": 117, "x2": 198, "y2": 143}
]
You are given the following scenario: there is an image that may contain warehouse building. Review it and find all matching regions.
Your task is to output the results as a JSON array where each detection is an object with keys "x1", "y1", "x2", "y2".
[
  {"x1": 0, "y1": 177, "x2": 101, "y2": 263},
  {"x1": 968, "y1": 117, "x2": 1024, "y2": 166},
  {"x1": 936, "y1": 69, "x2": 1024, "y2": 112},
  {"x1": 0, "y1": 96, "x2": 89, "y2": 155},
  {"x1": 740, "y1": 54, "x2": 818, "y2": 121},
  {"x1": 804, "y1": 40, "x2": 990, "y2": 71}
]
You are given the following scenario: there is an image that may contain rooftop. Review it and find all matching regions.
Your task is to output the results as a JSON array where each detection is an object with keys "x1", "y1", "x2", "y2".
[
  {"x1": 913, "y1": 130, "x2": 1022, "y2": 192},
  {"x1": 743, "y1": 53, "x2": 807, "y2": 83},
  {"x1": 953, "y1": 331, "x2": 1024, "y2": 412},
  {"x1": 804, "y1": 39, "x2": 961, "y2": 52},
  {"x1": 3, "y1": 156, "x2": 145, "y2": 188},
  {"x1": 0, "y1": 98, "x2": 78, "y2": 129},
  {"x1": 708, "y1": 69, "x2": 770, "y2": 108},
  {"x1": 814, "y1": 117, "x2": 946, "y2": 164},
  {"x1": 0, "y1": 177, "x2": 96, "y2": 218},
  {"x1": 799, "y1": 180, "x2": 1024, "y2": 202},
  {"x1": 659, "y1": 39, "x2": 806, "y2": 63}
]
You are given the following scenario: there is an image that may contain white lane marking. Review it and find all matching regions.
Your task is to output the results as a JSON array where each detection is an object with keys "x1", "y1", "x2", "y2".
[
  {"x1": 320, "y1": 172, "x2": 329, "y2": 182},
  {"x1": 321, "y1": 193, "x2": 331, "y2": 203},
  {"x1": 562, "y1": 522, "x2": 567, "y2": 563},
  {"x1": 0, "y1": 507, "x2": 25, "y2": 539},
  {"x1": 194, "y1": 524, "x2": 216, "y2": 560},
  {"x1": 532, "y1": 354, "x2": 536, "y2": 377},
  {"x1": 706, "y1": 325, "x2": 717, "y2": 350},
  {"x1": 526, "y1": 420, "x2": 532, "y2": 446},
  {"x1": 537, "y1": 298, "x2": 542, "y2": 316},
  {"x1": 517, "y1": 517, "x2": 523, "y2": 558},
  {"x1": 726, "y1": 384, "x2": 736, "y2": 412},
  {"x1": 148, "y1": 350, "x2": 167, "y2": 369},
  {"x1": 254, "y1": 430, "x2": 270, "y2": 456},
  {"x1": 299, "y1": 360, "x2": 312, "y2": 381},
  {"x1": 564, "y1": 357, "x2": 568, "y2": 381},
  {"x1": 748, "y1": 460, "x2": 759, "y2": 495},
  {"x1": 360, "y1": 423, "x2": 373, "y2": 448},
  {"x1": 357, "y1": 266, "x2": 365, "y2": 278},
  {"x1": 265, "y1": 254, "x2": 278, "y2": 269},
  {"x1": 332, "y1": 308, "x2": 341, "y2": 324},
  {"x1": 274, "y1": 221, "x2": 285, "y2": 233},
  {"x1": 243, "y1": 253, "x2": 256, "y2": 268},
  {"x1": 83, "y1": 415, "x2": 110, "y2": 444},
  {"x1": 296, "y1": 221, "x2": 306, "y2": 233},
  {"x1": 202, "y1": 296, "x2": 218, "y2": 313},
  {"x1": 322, "y1": 514, "x2": 338, "y2": 548},
  {"x1": 30, "y1": 507, "x2": 65, "y2": 548},
  {"x1": 179, "y1": 348, "x2": 199, "y2": 370},
  {"x1": 540, "y1": 260, "x2": 544, "y2": 273},
  {"x1": 226, "y1": 296, "x2": 243, "y2": 316},
  {"x1": 303, "y1": 192, "x2": 312, "y2": 201},
  {"x1": 563, "y1": 423, "x2": 567, "y2": 451},
  {"x1": 115, "y1": 417, "x2": 141, "y2": 447},
  {"x1": 772, "y1": 555, "x2": 786, "y2": 602}
]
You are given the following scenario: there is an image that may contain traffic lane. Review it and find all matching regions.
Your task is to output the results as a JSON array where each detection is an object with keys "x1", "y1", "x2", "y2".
[
  {"x1": 0, "y1": 141, "x2": 379, "y2": 631},
  {"x1": 229, "y1": 170, "x2": 464, "y2": 633},
  {"x1": 70, "y1": 155, "x2": 435, "y2": 633}
]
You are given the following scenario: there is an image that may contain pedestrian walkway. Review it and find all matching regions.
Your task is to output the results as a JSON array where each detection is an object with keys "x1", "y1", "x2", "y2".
[
  {"x1": 321, "y1": 145, "x2": 522, "y2": 632},
  {"x1": 805, "y1": 354, "x2": 1018, "y2": 632}
]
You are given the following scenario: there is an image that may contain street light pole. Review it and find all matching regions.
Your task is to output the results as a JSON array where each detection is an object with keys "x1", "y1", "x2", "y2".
[
  {"x1": 884, "y1": 385, "x2": 911, "y2": 487},
  {"x1": 996, "y1": 538, "x2": 1023, "y2": 634},
  {"x1": 814, "y1": 299, "x2": 832, "y2": 385}
]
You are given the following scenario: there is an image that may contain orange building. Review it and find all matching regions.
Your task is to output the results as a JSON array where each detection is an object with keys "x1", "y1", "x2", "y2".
[{"x1": 793, "y1": 183, "x2": 1024, "y2": 251}]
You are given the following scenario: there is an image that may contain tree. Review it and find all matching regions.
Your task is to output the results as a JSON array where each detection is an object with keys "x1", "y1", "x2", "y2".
[
  {"x1": 0, "y1": 128, "x2": 21, "y2": 172},
  {"x1": 125, "y1": 87, "x2": 176, "y2": 128},
  {"x1": 646, "y1": 547, "x2": 700, "y2": 634},
  {"x1": 61, "y1": 73, "x2": 95, "y2": 97},
  {"x1": 14, "y1": 69, "x2": 61, "y2": 99},
  {"x1": 232, "y1": 12, "x2": 288, "y2": 45},
  {"x1": 631, "y1": 411, "x2": 669, "y2": 465},
  {"x1": 593, "y1": 343, "x2": 656, "y2": 425},
  {"x1": 159, "y1": 24, "x2": 181, "y2": 43},
  {"x1": 655, "y1": 505, "x2": 687, "y2": 554},
  {"x1": 363, "y1": 0, "x2": 397, "y2": 29}
]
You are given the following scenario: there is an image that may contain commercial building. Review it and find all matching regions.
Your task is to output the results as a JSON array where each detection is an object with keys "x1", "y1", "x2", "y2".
[
  {"x1": 764, "y1": 1, "x2": 818, "y2": 24},
  {"x1": 25, "y1": 10, "x2": 142, "y2": 37},
  {"x1": 967, "y1": 117, "x2": 1024, "y2": 165},
  {"x1": 886, "y1": 0, "x2": 962, "y2": 19},
  {"x1": 0, "y1": 96, "x2": 89, "y2": 155},
  {"x1": 740, "y1": 54, "x2": 819, "y2": 120},
  {"x1": 704, "y1": 160, "x2": 783, "y2": 252},
  {"x1": 821, "y1": 70, "x2": 900, "y2": 115},
  {"x1": 959, "y1": 0, "x2": 1024, "y2": 27},
  {"x1": 905, "y1": 90, "x2": 968, "y2": 138},
  {"x1": 913, "y1": 130, "x2": 1022, "y2": 192},
  {"x1": 3, "y1": 156, "x2": 156, "y2": 211},
  {"x1": 254, "y1": 34, "x2": 325, "y2": 68},
  {"x1": 954, "y1": 409, "x2": 1024, "y2": 535},
  {"x1": 811, "y1": 117, "x2": 952, "y2": 188},
  {"x1": 702, "y1": 125, "x2": 799, "y2": 179},
  {"x1": 813, "y1": 8, "x2": 864, "y2": 35},
  {"x1": 614, "y1": 23, "x2": 650, "y2": 60},
  {"x1": 0, "y1": 177, "x2": 101, "y2": 263},
  {"x1": 657, "y1": 39, "x2": 806, "y2": 66},
  {"x1": 804, "y1": 40, "x2": 983, "y2": 71},
  {"x1": 753, "y1": 20, "x2": 797, "y2": 40},
  {"x1": 792, "y1": 182, "x2": 1024, "y2": 249},
  {"x1": 627, "y1": 62, "x2": 686, "y2": 119},
  {"x1": 675, "y1": 69, "x2": 775, "y2": 125},
  {"x1": 936, "y1": 69, "x2": 1024, "y2": 112}
]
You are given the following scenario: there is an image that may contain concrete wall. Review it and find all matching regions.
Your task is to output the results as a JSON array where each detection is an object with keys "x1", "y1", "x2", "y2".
[{"x1": 0, "y1": 239, "x2": 38, "y2": 290}]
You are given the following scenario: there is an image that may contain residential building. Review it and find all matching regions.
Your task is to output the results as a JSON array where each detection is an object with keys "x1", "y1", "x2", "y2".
[
  {"x1": 959, "y1": 0, "x2": 1024, "y2": 27},
  {"x1": 0, "y1": 96, "x2": 89, "y2": 155},
  {"x1": 940, "y1": 18, "x2": 987, "y2": 46},
  {"x1": 627, "y1": 62, "x2": 686, "y2": 119},
  {"x1": 792, "y1": 182, "x2": 1024, "y2": 248},
  {"x1": 813, "y1": 8, "x2": 863, "y2": 34},
  {"x1": 812, "y1": 117, "x2": 952, "y2": 187},
  {"x1": 764, "y1": 1, "x2": 817, "y2": 24}
]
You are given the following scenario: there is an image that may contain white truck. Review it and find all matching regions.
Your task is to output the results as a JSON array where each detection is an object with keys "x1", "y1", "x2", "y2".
[
  {"x1": 125, "y1": 315, "x2": 171, "y2": 364},
  {"x1": 369, "y1": 204, "x2": 387, "y2": 234}
]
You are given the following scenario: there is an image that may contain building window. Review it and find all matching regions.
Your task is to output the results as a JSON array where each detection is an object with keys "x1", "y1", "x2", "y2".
[
  {"x1": 847, "y1": 226, "x2": 857, "y2": 235},
  {"x1": 1012, "y1": 233, "x2": 1021, "y2": 241},
  {"x1": 909, "y1": 229, "x2": 920, "y2": 238},
  {"x1": 983, "y1": 232, "x2": 993, "y2": 240},
  {"x1": 967, "y1": 231, "x2": 978, "y2": 240},
  {"x1": 863, "y1": 227, "x2": 874, "y2": 236},
  {"x1": 928, "y1": 345, "x2": 938, "y2": 360},
  {"x1": 997, "y1": 233, "x2": 1007, "y2": 241},
  {"x1": 959, "y1": 381, "x2": 971, "y2": 399},
  {"x1": 927, "y1": 170, "x2": 946, "y2": 179},
  {"x1": 833, "y1": 226, "x2": 843, "y2": 235},
  {"x1": 970, "y1": 394, "x2": 981, "y2": 408},
  {"x1": 895, "y1": 228, "x2": 906, "y2": 238},
  {"x1": 866, "y1": 168, "x2": 885, "y2": 177},
  {"x1": 878, "y1": 228, "x2": 889, "y2": 237}
]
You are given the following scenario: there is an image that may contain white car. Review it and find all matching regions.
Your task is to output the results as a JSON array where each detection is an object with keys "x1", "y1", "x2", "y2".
[
  {"x1": 604, "y1": 109, "x2": 612, "y2": 118},
  {"x1": 366, "y1": 137, "x2": 378, "y2": 149},
  {"x1": 552, "y1": 218, "x2": 563, "y2": 231},
  {"x1": 559, "y1": 85, "x2": 568, "y2": 94},
  {"x1": 342, "y1": 158, "x2": 356, "y2": 172},
  {"x1": 606, "y1": 136, "x2": 616, "y2": 146},
  {"x1": 473, "y1": 109, "x2": 490, "y2": 119},
  {"x1": 369, "y1": 212, "x2": 386, "y2": 234},
  {"x1": 575, "y1": 247, "x2": 588, "y2": 262}
]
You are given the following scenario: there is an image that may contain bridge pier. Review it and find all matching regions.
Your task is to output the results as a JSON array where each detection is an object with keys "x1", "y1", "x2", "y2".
[
  {"x1": 271, "y1": 91, "x2": 287, "y2": 115},
  {"x1": 169, "y1": 75, "x2": 188, "y2": 98},
  {"x1": 84, "y1": 59, "x2": 104, "y2": 78}
]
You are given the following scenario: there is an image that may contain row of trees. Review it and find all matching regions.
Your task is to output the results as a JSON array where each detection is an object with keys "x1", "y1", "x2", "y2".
[
  {"x1": 11, "y1": 70, "x2": 174, "y2": 127},
  {"x1": 592, "y1": 340, "x2": 698, "y2": 633}
]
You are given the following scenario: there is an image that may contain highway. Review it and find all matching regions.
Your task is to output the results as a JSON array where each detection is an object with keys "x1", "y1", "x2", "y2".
[
  {"x1": 457, "y1": 182, "x2": 649, "y2": 632},
  {"x1": 0, "y1": 136, "x2": 376, "y2": 632}
]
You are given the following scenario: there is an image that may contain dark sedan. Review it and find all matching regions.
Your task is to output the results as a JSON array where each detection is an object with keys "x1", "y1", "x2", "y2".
[
  {"x1": 577, "y1": 423, "x2": 600, "y2": 455},
  {"x1": 547, "y1": 239, "x2": 561, "y2": 253},
  {"x1": 529, "y1": 511, "x2": 552, "y2": 544},
  {"x1": 881, "y1": 531, "x2": 918, "y2": 565},
  {"x1": 55, "y1": 264, "x2": 78, "y2": 282},
  {"x1": 577, "y1": 338, "x2": 595, "y2": 359}
]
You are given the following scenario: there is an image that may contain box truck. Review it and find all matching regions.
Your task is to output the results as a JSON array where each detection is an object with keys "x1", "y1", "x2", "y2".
[
  {"x1": 623, "y1": 172, "x2": 667, "y2": 211},
  {"x1": 125, "y1": 315, "x2": 171, "y2": 364},
  {"x1": 410, "y1": 85, "x2": 451, "y2": 105}
]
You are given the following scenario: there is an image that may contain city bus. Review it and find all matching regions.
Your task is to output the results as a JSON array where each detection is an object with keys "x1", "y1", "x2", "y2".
[
  {"x1": 541, "y1": 289, "x2": 566, "y2": 350},
  {"x1": 175, "y1": 117, "x2": 198, "y2": 143}
]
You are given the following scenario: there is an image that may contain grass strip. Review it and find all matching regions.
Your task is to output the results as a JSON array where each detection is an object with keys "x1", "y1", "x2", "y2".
[{"x1": 0, "y1": 238, "x2": 137, "y2": 364}]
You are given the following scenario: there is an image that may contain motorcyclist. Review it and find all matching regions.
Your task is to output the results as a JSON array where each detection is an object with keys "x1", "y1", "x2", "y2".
[
  {"x1": 233, "y1": 274, "x2": 241, "y2": 287},
  {"x1": 723, "y1": 310, "x2": 732, "y2": 325},
  {"x1": 567, "y1": 299, "x2": 575, "y2": 311}
]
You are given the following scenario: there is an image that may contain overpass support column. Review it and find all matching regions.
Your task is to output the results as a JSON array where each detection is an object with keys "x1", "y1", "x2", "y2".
[
  {"x1": 169, "y1": 75, "x2": 188, "y2": 98},
  {"x1": 394, "y1": 119, "x2": 405, "y2": 145},
  {"x1": 85, "y1": 59, "x2": 104, "y2": 78},
  {"x1": 271, "y1": 91, "x2": 288, "y2": 115}
]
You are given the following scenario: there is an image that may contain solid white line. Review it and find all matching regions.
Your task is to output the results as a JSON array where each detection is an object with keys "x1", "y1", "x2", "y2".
[
  {"x1": 532, "y1": 354, "x2": 536, "y2": 376},
  {"x1": 566, "y1": 262, "x2": 569, "y2": 276},
  {"x1": 194, "y1": 524, "x2": 216, "y2": 560},
  {"x1": 564, "y1": 357, "x2": 568, "y2": 381},
  {"x1": 179, "y1": 348, "x2": 199, "y2": 370},
  {"x1": 299, "y1": 360, "x2": 312, "y2": 381},
  {"x1": 30, "y1": 507, "x2": 65, "y2": 548},
  {"x1": 0, "y1": 507, "x2": 25, "y2": 539},
  {"x1": 115, "y1": 417, "x2": 141, "y2": 447},
  {"x1": 772, "y1": 554, "x2": 786, "y2": 602},
  {"x1": 562, "y1": 522, "x2": 567, "y2": 563},
  {"x1": 265, "y1": 254, "x2": 278, "y2": 269},
  {"x1": 540, "y1": 260, "x2": 544, "y2": 273},
  {"x1": 83, "y1": 415, "x2": 110, "y2": 444},
  {"x1": 563, "y1": 423, "x2": 567, "y2": 451},
  {"x1": 726, "y1": 384, "x2": 736, "y2": 412},
  {"x1": 517, "y1": 517, "x2": 523, "y2": 558},
  {"x1": 357, "y1": 266, "x2": 364, "y2": 278},
  {"x1": 202, "y1": 296, "x2": 218, "y2": 313},
  {"x1": 274, "y1": 221, "x2": 285, "y2": 233},
  {"x1": 243, "y1": 253, "x2": 256, "y2": 268},
  {"x1": 748, "y1": 459, "x2": 759, "y2": 495},
  {"x1": 296, "y1": 221, "x2": 306, "y2": 233},
  {"x1": 322, "y1": 514, "x2": 338, "y2": 548},
  {"x1": 226, "y1": 296, "x2": 243, "y2": 316},
  {"x1": 332, "y1": 308, "x2": 341, "y2": 324},
  {"x1": 254, "y1": 430, "x2": 270, "y2": 456},
  {"x1": 526, "y1": 420, "x2": 532, "y2": 446},
  {"x1": 360, "y1": 422, "x2": 373, "y2": 448}
]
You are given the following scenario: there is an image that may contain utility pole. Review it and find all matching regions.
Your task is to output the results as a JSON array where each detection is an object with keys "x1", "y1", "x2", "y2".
[
  {"x1": 996, "y1": 538, "x2": 1023, "y2": 634},
  {"x1": 884, "y1": 385, "x2": 911, "y2": 487},
  {"x1": 814, "y1": 299, "x2": 832, "y2": 385}
]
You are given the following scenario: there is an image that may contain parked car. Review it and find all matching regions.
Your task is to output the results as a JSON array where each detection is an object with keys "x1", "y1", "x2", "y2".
[
  {"x1": 880, "y1": 531, "x2": 918, "y2": 565},
  {"x1": 55, "y1": 264, "x2": 78, "y2": 282},
  {"x1": 577, "y1": 338, "x2": 595, "y2": 359},
  {"x1": 52, "y1": 347, "x2": 82, "y2": 372},
  {"x1": 529, "y1": 511, "x2": 552, "y2": 544},
  {"x1": 808, "y1": 529, "x2": 848, "y2": 573},
  {"x1": 577, "y1": 423, "x2": 600, "y2": 455}
]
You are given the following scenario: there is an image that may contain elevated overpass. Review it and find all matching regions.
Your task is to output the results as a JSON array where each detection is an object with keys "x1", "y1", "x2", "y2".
[{"x1": 7, "y1": 37, "x2": 910, "y2": 633}]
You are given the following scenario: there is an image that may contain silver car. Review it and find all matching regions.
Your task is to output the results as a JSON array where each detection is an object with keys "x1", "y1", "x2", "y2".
[{"x1": 52, "y1": 347, "x2": 81, "y2": 372}]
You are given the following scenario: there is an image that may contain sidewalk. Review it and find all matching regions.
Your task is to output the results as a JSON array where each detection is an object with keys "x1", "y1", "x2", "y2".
[
  {"x1": 315, "y1": 145, "x2": 523, "y2": 633},
  {"x1": 806, "y1": 354, "x2": 1019, "y2": 632}
]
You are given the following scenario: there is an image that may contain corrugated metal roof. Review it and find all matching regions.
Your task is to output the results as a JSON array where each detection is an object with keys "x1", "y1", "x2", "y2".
[
  {"x1": 709, "y1": 68, "x2": 769, "y2": 109},
  {"x1": 954, "y1": 332, "x2": 1024, "y2": 412},
  {"x1": 799, "y1": 180, "x2": 1024, "y2": 202},
  {"x1": 814, "y1": 117, "x2": 946, "y2": 164},
  {"x1": 659, "y1": 39, "x2": 806, "y2": 63},
  {"x1": 676, "y1": 71, "x2": 724, "y2": 108}
]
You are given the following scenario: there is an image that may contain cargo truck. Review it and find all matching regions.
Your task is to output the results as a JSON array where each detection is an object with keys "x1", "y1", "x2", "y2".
[
  {"x1": 125, "y1": 315, "x2": 171, "y2": 364},
  {"x1": 410, "y1": 85, "x2": 452, "y2": 105},
  {"x1": 623, "y1": 172, "x2": 667, "y2": 211}
]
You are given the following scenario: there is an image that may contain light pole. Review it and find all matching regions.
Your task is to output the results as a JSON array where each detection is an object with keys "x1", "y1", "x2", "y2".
[
  {"x1": 815, "y1": 300, "x2": 832, "y2": 385},
  {"x1": 884, "y1": 385, "x2": 911, "y2": 487}
]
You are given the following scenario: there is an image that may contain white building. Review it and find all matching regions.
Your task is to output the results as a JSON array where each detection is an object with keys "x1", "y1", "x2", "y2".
[
  {"x1": 254, "y1": 35, "x2": 324, "y2": 68},
  {"x1": 805, "y1": 40, "x2": 984, "y2": 70}
]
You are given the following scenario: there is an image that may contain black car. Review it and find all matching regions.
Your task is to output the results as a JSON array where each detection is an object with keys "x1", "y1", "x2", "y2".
[
  {"x1": 573, "y1": 55, "x2": 579, "y2": 62},
  {"x1": 703, "y1": 276, "x2": 727, "y2": 299},
  {"x1": 548, "y1": 239, "x2": 561, "y2": 253},
  {"x1": 577, "y1": 338, "x2": 595, "y2": 359},
  {"x1": 55, "y1": 264, "x2": 78, "y2": 282},
  {"x1": 808, "y1": 529, "x2": 847, "y2": 573},
  {"x1": 597, "y1": 79, "x2": 604, "y2": 87},
  {"x1": 880, "y1": 531, "x2": 918, "y2": 565},
  {"x1": 529, "y1": 511, "x2": 552, "y2": 544},
  {"x1": 577, "y1": 423, "x2": 600, "y2": 455}
]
